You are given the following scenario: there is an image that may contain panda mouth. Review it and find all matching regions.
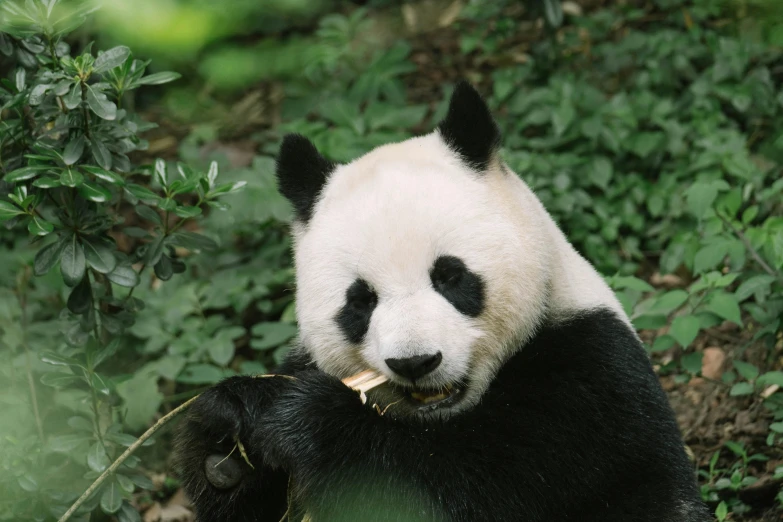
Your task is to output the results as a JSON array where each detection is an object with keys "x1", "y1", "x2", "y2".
[{"x1": 405, "y1": 384, "x2": 463, "y2": 408}]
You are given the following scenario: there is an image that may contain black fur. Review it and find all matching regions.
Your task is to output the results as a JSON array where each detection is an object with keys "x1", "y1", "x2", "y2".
[
  {"x1": 335, "y1": 279, "x2": 378, "y2": 343},
  {"x1": 174, "y1": 308, "x2": 710, "y2": 522},
  {"x1": 437, "y1": 82, "x2": 501, "y2": 172},
  {"x1": 275, "y1": 134, "x2": 335, "y2": 222},
  {"x1": 430, "y1": 255, "x2": 485, "y2": 317}
]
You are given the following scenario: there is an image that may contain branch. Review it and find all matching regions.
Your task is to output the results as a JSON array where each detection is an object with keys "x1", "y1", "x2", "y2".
[
  {"x1": 718, "y1": 213, "x2": 783, "y2": 283},
  {"x1": 57, "y1": 371, "x2": 388, "y2": 522}
]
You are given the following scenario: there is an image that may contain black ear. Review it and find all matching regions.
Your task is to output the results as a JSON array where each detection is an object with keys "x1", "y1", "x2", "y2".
[
  {"x1": 437, "y1": 81, "x2": 501, "y2": 171},
  {"x1": 276, "y1": 134, "x2": 335, "y2": 222}
]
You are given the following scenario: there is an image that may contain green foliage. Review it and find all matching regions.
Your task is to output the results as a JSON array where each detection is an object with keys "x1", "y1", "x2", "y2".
[
  {"x1": 0, "y1": 1, "x2": 243, "y2": 519},
  {"x1": 1, "y1": 0, "x2": 782, "y2": 519}
]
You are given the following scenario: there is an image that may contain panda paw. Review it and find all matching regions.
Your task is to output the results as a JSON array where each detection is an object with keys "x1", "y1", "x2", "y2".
[
  {"x1": 254, "y1": 370, "x2": 370, "y2": 472},
  {"x1": 174, "y1": 375, "x2": 289, "y2": 491}
]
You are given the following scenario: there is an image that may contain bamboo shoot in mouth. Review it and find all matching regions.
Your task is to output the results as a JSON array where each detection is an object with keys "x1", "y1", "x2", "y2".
[{"x1": 342, "y1": 370, "x2": 388, "y2": 403}]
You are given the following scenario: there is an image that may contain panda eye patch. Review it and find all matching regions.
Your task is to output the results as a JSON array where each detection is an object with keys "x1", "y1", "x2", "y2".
[
  {"x1": 336, "y1": 279, "x2": 378, "y2": 343},
  {"x1": 430, "y1": 256, "x2": 485, "y2": 318}
]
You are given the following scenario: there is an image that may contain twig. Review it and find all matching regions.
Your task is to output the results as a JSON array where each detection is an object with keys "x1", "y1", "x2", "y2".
[
  {"x1": 18, "y1": 269, "x2": 44, "y2": 442},
  {"x1": 57, "y1": 371, "x2": 388, "y2": 522},
  {"x1": 718, "y1": 213, "x2": 783, "y2": 283},
  {"x1": 57, "y1": 395, "x2": 199, "y2": 522}
]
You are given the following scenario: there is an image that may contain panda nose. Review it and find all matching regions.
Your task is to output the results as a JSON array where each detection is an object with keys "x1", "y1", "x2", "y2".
[{"x1": 385, "y1": 352, "x2": 442, "y2": 381}]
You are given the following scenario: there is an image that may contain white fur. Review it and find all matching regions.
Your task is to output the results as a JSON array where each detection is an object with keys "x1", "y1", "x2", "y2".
[{"x1": 291, "y1": 132, "x2": 630, "y2": 413}]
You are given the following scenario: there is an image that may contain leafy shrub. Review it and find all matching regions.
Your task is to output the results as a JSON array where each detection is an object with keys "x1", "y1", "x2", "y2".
[{"x1": 0, "y1": 1, "x2": 244, "y2": 519}]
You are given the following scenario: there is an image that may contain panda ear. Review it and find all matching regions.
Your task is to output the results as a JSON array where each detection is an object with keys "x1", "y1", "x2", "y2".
[
  {"x1": 437, "y1": 81, "x2": 501, "y2": 172},
  {"x1": 276, "y1": 134, "x2": 335, "y2": 223}
]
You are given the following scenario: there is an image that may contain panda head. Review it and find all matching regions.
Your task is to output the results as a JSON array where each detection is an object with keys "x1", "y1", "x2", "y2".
[{"x1": 276, "y1": 82, "x2": 556, "y2": 417}]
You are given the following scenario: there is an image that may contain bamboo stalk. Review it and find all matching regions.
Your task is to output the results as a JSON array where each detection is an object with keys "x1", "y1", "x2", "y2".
[{"x1": 57, "y1": 370, "x2": 388, "y2": 522}]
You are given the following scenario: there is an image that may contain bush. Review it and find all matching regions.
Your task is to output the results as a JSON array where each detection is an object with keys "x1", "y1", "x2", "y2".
[
  {"x1": 0, "y1": 1, "x2": 244, "y2": 519},
  {"x1": 2, "y1": 0, "x2": 782, "y2": 520}
]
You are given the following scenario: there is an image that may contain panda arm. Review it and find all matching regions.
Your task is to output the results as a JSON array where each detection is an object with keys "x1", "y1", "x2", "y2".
[
  {"x1": 173, "y1": 347, "x2": 313, "y2": 522},
  {"x1": 253, "y1": 370, "x2": 544, "y2": 521}
]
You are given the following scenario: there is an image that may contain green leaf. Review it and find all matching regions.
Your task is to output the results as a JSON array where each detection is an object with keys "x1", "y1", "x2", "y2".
[
  {"x1": 173, "y1": 205, "x2": 202, "y2": 219},
  {"x1": 707, "y1": 292, "x2": 742, "y2": 325},
  {"x1": 588, "y1": 157, "x2": 613, "y2": 190},
  {"x1": 251, "y1": 322, "x2": 298, "y2": 351},
  {"x1": 63, "y1": 82, "x2": 81, "y2": 109},
  {"x1": 177, "y1": 364, "x2": 227, "y2": 384},
  {"x1": 209, "y1": 181, "x2": 247, "y2": 198},
  {"x1": 115, "y1": 373, "x2": 162, "y2": 431},
  {"x1": 0, "y1": 200, "x2": 24, "y2": 222},
  {"x1": 15, "y1": 67, "x2": 25, "y2": 91},
  {"x1": 60, "y1": 235, "x2": 86, "y2": 286},
  {"x1": 758, "y1": 371, "x2": 783, "y2": 387},
  {"x1": 33, "y1": 176, "x2": 61, "y2": 188},
  {"x1": 34, "y1": 235, "x2": 68, "y2": 275},
  {"x1": 542, "y1": 0, "x2": 564, "y2": 27},
  {"x1": 693, "y1": 242, "x2": 730, "y2": 273},
  {"x1": 648, "y1": 290, "x2": 689, "y2": 314},
  {"x1": 733, "y1": 361, "x2": 759, "y2": 381},
  {"x1": 117, "y1": 474, "x2": 135, "y2": 494},
  {"x1": 125, "y1": 183, "x2": 158, "y2": 201},
  {"x1": 154, "y1": 158, "x2": 167, "y2": 186},
  {"x1": 60, "y1": 167, "x2": 84, "y2": 188},
  {"x1": 94, "y1": 339, "x2": 121, "y2": 370},
  {"x1": 716, "y1": 501, "x2": 728, "y2": 522},
  {"x1": 154, "y1": 255, "x2": 173, "y2": 281},
  {"x1": 628, "y1": 132, "x2": 664, "y2": 158},
  {"x1": 681, "y1": 352, "x2": 703, "y2": 375},
  {"x1": 170, "y1": 231, "x2": 218, "y2": 252},
  {"x1": 669, "y1": 315, "x2": 700, "y2": 348},
  {"x1": 91, "y1": 137, "x2": 112, "y2": 169},
  {"x1": 100, "y1": 480, "x2": 123, "y2": 514},
  {"x1": 611, "y1": 276, "x2": 654, "y2": 292},
  {"x1": 48, "y1": 433, "x2": 90, "y2": 453},
  {"x1": 365, "y1": 104, "x2": 427, "y2": 131},
  {"x1": 106, "y1": 264, "x2": 139, "y2": 288},
  {"x1": 552, "y1": 102, "x2": 575, "y2": 136},
  {"x1": 143, "y1": 235, "x2": 165, "y2": 266},
  {"x1": 157, "y1": 197, "x2": 176, "y2": 211},
  {"x1": 87, "y1": 442, "x2": 110, "y2": 472},
  {"x1": 735, "y1": 275, "x2": 776, "y2": 302},
  {"x1": 28, "y1": 215, "x2": 54, "y2": 236},
  {"x1": 208, "y1": 331, "x2": 236, "y2": 366},
  {"x1": 83, "y1": 239, "x2": 117, "y2": 274},
  {"x1": 685, "y1": 181, "x2": 719, "y2": 219},
  {"x1": 85, "y1": 84, "x2": 117, "y2": 120},
  {"x1": 82, "y1": 165, "x2": 125, "y2": 185},
  {"x1": 17, "y1": 475, "x2": 38, "y2": 492},
  {"x1": 730, "y1": 382, "x2": 754, "y2": 396},
  {"x1": 63, "y1": 134, "x2": 86, "y2": 165},
  {"x1": 93, "y1": 46, "x2": 131, "y2": 74},
  {"x1": 135, "y1": 205, "x2": 162, "y2": 225},
  {"x1": 5, "y1": 165, "x2": 48, "y2": 183},
  {"x1": 207, "y1": 160, "x2": 219, "y2": 187},
  {"x1": 137, "y1": 71, "x2": 181, "y2": 85},
  {"x1": 78, "y1": 181, "x2": 112, "y2": 203}
]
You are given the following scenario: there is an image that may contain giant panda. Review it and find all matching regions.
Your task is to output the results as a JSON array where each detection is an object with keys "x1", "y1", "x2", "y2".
[{"x1": 174, "y1": 82, "x2": 711, "y2": 522}]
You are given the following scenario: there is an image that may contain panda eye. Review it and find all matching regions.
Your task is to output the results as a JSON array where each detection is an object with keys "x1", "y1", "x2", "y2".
[
  {"x1": 349, "y1": 286, "x2": 378, "y2": 311},
  {"x1": 429, "y1": 255, "x2": 485, "y2": 318},
  {"x1": 336, "y1": 279, "x2": 378, "y2": 344},
  {"x1": 346, "y1": 279, "x2": 378, "y2": 310},
  {"x1": 430, "y1": 257, "x2": 464, "y2": 289}
]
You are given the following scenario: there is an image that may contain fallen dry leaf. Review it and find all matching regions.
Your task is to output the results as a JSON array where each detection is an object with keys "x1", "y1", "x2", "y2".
[{"x1": 701, "y1": 347, "x2": 726, "y2": 380}]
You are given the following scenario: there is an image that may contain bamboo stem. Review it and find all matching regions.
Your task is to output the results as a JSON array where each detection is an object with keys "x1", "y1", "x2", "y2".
[{"x1": 57, "y1": 370, "x2": 387, "y2": 522}]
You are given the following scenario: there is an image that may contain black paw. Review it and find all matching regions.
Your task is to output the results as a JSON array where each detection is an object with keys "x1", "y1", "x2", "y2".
[
  {"x1": 174, "y1": 376, "x2": 286, "y2": 491},
  {"x1": 255, "y1": 371, "x2": 369, "y2": 471}
]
